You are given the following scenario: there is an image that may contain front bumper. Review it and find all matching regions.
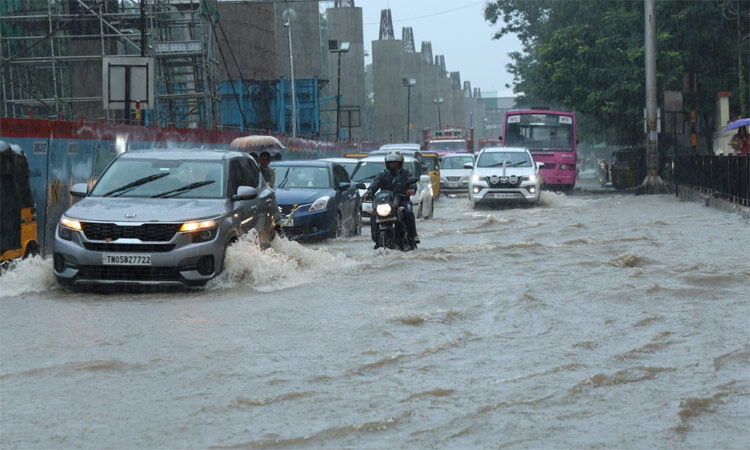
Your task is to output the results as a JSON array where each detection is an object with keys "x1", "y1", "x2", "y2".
[
  {"x1": 468, "y1": 182, "x2": 540, "y2": 204},
  {"x1": 279, "y1": 206, "x2": 333, "y2": 240},
  {"x1": 53, "y1": 227, "x2": 224, "y2": 288},
  {"x1": 440, "y1": 181, "x2": 469, "y2": 195}
]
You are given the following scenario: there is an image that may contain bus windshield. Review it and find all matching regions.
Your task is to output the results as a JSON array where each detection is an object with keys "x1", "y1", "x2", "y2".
[{"x1": 504, "y1": 113, "x2": 574, "y2": 151}]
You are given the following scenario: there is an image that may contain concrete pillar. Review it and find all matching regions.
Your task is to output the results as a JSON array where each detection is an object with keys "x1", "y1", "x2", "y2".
[
  {"x1": 326, "y1": 6, "x2": 367, "y2": 140},
  {"x1": 373, "y1": 39, "x2": 404, "y2": 142},
  {"x1": 716, "y1": 91, "x2": 731, "y2": 130},
  {"x1": 217, "y1": 3, "x2": 276, "y2": 80}
]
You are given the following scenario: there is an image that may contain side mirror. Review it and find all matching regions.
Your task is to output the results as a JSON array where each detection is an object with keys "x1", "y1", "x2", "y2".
[
  {"x1": 536, "y1": 162, "x2": 544, "y2": 169},
  {"x1": 338, "y1": 181, "x2": 351, "y2": 191},
  {"x1": 463, "y1": 163, "x2": 473, "y2": 169},
  {"x1": 355, "y1": 182, "x2": 366, "y2": 190},
  {"x1": 233, "y1": 185, "x2": 258, "y2": 201},
  {"x1": 419, "y1": 174, "x2": 431, "y2": 184},
  {"x1": 70, "y1": 182, "x2": 88, "y2": 198}
]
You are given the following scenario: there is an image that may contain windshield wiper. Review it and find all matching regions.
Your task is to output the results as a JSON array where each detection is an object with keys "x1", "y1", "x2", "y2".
[
  {"x1": 510, "y1": 161, "x2": 530, "y2": 166},
  {"x1": 276, "y1": 169, "x2": 291, "y2": 188},
  {"x1": 487, "y1": 161, "x2": 511, "y2": 167},
  {"x1": 104, "y1": 172, "x2": 169, "y2": 197},
  {"x1": 151, "y1": 180, "x2": 215, "y2": 198}
]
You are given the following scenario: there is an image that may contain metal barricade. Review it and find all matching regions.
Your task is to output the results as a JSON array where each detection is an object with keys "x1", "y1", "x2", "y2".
[{"x1": 675, "y1": 154, "x2": 750, "y2": 206}]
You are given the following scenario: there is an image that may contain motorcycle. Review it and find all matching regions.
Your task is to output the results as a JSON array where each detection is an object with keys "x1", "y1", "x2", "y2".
[
  {"x1": 373, "y1": 190, "x2": 410, "y2": 250},
  {"x1": 372, "y1": 177, "x2": 418, "y2": 251}
]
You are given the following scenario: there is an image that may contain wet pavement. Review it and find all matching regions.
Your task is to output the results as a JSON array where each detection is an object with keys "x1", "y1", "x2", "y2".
[{"x1": 1, "y1": 190, "x2": 748, "y2": 448}]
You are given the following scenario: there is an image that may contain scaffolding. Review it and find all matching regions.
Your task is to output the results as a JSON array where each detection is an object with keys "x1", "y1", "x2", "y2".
[{"x1": 0, "y1": 0, "x2": 220, "y2": 129}]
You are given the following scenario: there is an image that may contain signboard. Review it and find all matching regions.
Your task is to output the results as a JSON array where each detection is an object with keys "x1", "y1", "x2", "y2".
[{"x1": 102, "y1": 56, "x2": 154, "y2": 110}]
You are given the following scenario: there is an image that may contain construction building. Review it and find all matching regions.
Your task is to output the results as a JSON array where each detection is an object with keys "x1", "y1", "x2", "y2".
[{"x1": 1, "y1": 0, "x2": 223, "y2": 128}]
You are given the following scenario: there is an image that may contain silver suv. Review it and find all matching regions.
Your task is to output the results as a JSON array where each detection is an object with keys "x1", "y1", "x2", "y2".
[
  {"x1": 467, "y1": 146, "x2": 542, "y2": 207},
  {"x1": 53, "y1": 149, "x2": 279, "y2": 288}
]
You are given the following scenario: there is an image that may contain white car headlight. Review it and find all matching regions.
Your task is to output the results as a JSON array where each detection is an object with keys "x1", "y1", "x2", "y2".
[
  {"x1": 376, "y1": 203, "x2": 392, "y2": 216},
  {"x1": 528, "y1": 174, "x2": 537, "y2": 183},
  {"x1": 472, "y1": 174, "x2": 481, "y2": 182},
  {"x1": 308, "y1": 196, "x2": 330, "y2": 211}
]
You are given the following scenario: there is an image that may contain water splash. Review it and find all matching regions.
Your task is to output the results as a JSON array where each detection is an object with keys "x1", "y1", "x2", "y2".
[
  {"x1": 0, "y1": 256, "x2": 56, "y2": 298},
  {"x1": 207, "y1": 233, "x2": 357, "y2": 292}
]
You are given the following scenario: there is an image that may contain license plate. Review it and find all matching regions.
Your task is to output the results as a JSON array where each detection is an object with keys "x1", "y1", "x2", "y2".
[
  {"x1": 102, "y1": 254, "x2": 151, "y2": 265},
  {"x1": 362, "y1": 203, "x2": 373, "y2": 213},
  {"x1": 488, "y1": 192, "x2": 518, "y2": 199},
  {"x1": 447, "y1": 182, "x2": 458, "y2": 188},
  {"x1": 280, "y1": 215, "x2": 294, "y2": 227}
]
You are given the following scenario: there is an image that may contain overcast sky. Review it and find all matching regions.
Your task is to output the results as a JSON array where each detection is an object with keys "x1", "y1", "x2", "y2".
[{"x1": 321, "y1": 0, "x2": 521, "y2": 97}]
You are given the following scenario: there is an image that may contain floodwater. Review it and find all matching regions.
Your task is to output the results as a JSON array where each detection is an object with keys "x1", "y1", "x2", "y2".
[{"x1": 1, "y1": 191, "x2": 748, "y2": 448}]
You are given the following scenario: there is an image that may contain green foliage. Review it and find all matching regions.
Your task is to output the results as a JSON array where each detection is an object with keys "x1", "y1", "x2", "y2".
[{"x1": 485, "y1": 0, "x2": 749, "y2": 145}]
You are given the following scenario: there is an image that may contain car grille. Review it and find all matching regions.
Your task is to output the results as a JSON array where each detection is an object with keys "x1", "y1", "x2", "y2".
[
  {"x1": 83, "y1": 243, "x2": 177, "y2": 252},
  {"x1": 446, "y1": 176, "x2": 462, "y2": 182},
  {"x1": 77, "y1": 265, "x2": 182, "y2": 281},
  {"x1": 487, "y1": 176, "x2": 521, "y2": 188},
  {"x1": 81, "y1": 222, "x2": 181, "y2": 242}
]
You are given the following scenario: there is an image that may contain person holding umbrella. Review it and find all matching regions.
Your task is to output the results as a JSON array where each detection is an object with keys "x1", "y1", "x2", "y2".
[{"x1": 725, "y1": 118, "x2": 750, "y2": 155}]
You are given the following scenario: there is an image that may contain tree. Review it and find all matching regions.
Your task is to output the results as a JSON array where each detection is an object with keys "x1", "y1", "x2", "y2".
[{"x1": 485, "y1": 0, "x2": 748, "y2": 145}]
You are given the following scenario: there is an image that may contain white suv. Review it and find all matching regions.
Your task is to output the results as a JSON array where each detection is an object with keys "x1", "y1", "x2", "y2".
[{"x1": 467, "y1": 146, "x2": 542, "y2": 207}]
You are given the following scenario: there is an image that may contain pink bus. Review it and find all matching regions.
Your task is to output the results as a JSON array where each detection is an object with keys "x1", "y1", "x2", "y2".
[{"x1": 502, "y1": 109, "x2": 577, "y2": 191}]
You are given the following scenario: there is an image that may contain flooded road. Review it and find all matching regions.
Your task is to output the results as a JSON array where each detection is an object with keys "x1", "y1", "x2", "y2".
[{"x1": 1, "y1": 192, "x2": 748, "y2": 448}]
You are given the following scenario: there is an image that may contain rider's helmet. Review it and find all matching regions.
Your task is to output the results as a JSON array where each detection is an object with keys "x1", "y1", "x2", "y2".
[{"x1": 384, "y1": 151, "x2": 404, "y2": 172}]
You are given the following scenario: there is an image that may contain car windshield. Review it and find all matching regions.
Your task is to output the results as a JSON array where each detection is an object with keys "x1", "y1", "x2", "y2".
[
  {"x1": 422, "y1": 157, "x2": 438, "y2": 171},
  {"x1": 441, "y1": 155, "x2": 474, "y2": 169},
  {"x1": 337, "y1": 161, "x2": 358, "y2": 176},
  {"x1": 274, "y1": 165, "x2": 330, "y2": 189},
  {"x1": 351, "y1": 161, "x2": 383, "y2": 182},
  {"x1": 90, "y1": 158, "x2": 225, "y2": 198},
  {"x1": 476, "y1": 151, "x2": 532, "y2": 168}
]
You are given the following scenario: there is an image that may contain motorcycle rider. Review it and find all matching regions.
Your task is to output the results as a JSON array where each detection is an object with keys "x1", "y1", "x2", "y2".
[{"x1": 361, "y1": 151, "x2": 419, "y2": 250}]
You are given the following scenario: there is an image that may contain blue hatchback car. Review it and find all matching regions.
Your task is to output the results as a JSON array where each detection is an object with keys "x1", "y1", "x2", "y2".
[{"x1": 270, "y1": 160, "x2": 361, "y2": 240}]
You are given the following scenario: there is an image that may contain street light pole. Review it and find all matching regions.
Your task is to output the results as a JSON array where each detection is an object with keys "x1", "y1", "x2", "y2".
[
  {"x1": 283, "y1": 9, "x2": 297, "y2": 138},
  {"x1": 433, "y1": 97, "x2": 444, "y2": 129},
  {"x1": 329, "y1": 40, "x2": 350, "y2": 140},
  {"x1": 403, "y1": 78, "x2": 415, "y2": 142}
]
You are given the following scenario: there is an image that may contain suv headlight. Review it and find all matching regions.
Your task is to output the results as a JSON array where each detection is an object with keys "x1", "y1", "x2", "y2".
[
  {"x1": 527, "y1": 174, "x2": 537, "y2": 183},
  {"x1": 181, "y1": 219, "x2": 217, "y2": 243},
  {"x1": 472, "y1": 174, "x2": 481, "y2": 183},
  {"x1": 58, "y1": 217, "x2": 82, "y2": 240},
  {"x1": 308, "y1": 196, "x2": 330, "y2": 212}
]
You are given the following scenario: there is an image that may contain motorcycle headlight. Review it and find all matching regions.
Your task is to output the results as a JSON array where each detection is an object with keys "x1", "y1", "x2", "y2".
[
  {"x1": 376, "y1": 203, "x2": 392, "y2": 216},
  {"x1": 308, "y1": 196, "x2": 330, "y2": 212}
]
